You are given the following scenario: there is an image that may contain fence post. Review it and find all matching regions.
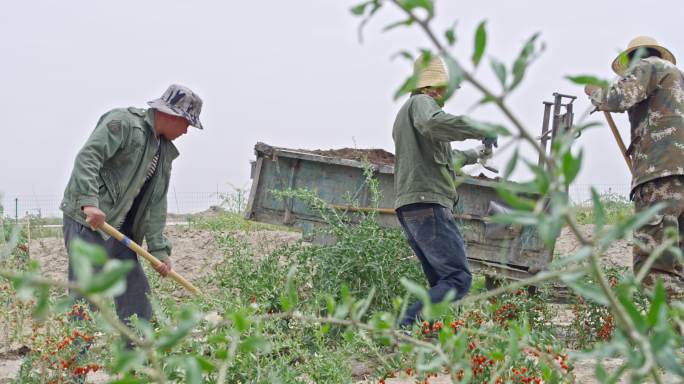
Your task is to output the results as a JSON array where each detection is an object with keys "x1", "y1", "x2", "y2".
[
  {"x1": 0, "y1": 200, "x2": 4, "y2": 245},
  {"x1": 15, "y1": 198, "x2": 18, "y2": 224}
]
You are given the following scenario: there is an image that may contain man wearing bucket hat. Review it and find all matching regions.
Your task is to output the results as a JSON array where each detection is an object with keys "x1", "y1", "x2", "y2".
[
  {"x1": 393, "y1": 54, "x2": 498, "y2": 327},
  {"x1": 585, "y1": 37, "x2": 684, "y2": 300},
  {"x1": 60, "y1": 84, "x2": 204, "y2": 324}
]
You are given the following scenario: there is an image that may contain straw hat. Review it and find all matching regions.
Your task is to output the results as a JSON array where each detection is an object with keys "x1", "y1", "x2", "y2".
[
  {"x1": 414, "y1": 54, "x2": 449, "y2": 89},
  {"x1": 611, "y1": 36, "x2": 676, "y2": 75}
]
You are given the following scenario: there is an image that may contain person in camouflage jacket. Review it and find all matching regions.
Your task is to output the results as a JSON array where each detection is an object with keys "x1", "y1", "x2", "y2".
[
  {"x1": 61, "y1": 84, "x2": 204, "y2": 324},
  {"x1": 585, "y1": 36, "x2": 684, "y2": 300}
]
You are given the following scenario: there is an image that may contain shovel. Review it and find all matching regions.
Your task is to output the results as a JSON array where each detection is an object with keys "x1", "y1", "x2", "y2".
[
  {"x1": 101, "y1": 222, "x2": 202, "y2": 296},
  {"x1": 602, "y1": 111, "x2": 635, "y2": 177}
]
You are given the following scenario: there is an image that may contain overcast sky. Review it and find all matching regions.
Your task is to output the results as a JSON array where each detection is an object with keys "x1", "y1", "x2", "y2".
[{"x1": 2, "y1": 0, "x2": 682, "y2": 202}]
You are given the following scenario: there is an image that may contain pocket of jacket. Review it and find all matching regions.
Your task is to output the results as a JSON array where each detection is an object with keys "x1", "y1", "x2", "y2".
[{"x1": 99, "y1": 170, "x2": 119, "y2": 204}]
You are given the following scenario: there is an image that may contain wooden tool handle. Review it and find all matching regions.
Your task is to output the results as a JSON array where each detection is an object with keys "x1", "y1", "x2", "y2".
[
  {"x1": 101, "y1": 223, "x2": 202, "y2": 296},
  {"x1": 329, "y1": 204, "x2": 489, "y2": 221},
  {"x1": 603, "y1": 111, "x2": 635, "y2": 177}
]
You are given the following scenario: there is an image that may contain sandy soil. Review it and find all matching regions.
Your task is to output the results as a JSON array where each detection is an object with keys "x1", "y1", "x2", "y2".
[
  {"x1": 21, "y1": 225, "x2": 300, "y2": 287},
  {"x1": 554, "y1": 224, "x2": 633, "y2": 269}
]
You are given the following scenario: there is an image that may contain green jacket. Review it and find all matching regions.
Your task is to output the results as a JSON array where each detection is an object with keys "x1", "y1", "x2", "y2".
[
  {"x1": 392, "y1": 94, "x2": 488, "y2": 209},
  {"x1": 591, "y1": 57, "x2": 684, "y2": 191},
  {"x1": 60, "y1": 108, "x2": 178, "y2": 260}
]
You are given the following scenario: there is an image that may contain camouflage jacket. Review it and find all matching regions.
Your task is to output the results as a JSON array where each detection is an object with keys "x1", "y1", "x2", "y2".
[
  {"x1": 591, "y1": 57, "x2": 684, "y2": 191},
  {"x1": 392, "y1": 94, "x2": 488, "y2": 209},
  {"x1": 60, "y1": 108, "x2": 178, "y2": 260}
]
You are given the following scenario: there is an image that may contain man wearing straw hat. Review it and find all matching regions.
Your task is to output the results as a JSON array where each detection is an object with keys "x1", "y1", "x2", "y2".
[
  {"x1": 585, "y1": 37, "x2": 684, "y2": 299},
  {"x1": 393, "y1": 54, "x2": 498, "y2": 327},
  {"x1": 60, "y1": 84, "x2": 204, "y2": 323}
]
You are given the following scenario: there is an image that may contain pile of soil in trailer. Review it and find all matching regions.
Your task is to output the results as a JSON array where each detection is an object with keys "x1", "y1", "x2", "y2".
[{"x1": 302, "y1": 148, "x2": 395, "y2": 166}]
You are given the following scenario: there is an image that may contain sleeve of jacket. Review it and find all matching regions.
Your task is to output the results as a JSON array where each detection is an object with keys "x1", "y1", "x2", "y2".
[
  {"x1": 590, "y1": 59, "x2": 658, "y2": 112},
  {"x1": 70, "y1": 114, "x2": 128, "y2": 209},
  {"x1": 452, "y1": 149, "x2": 479, "y2": 167},
  {"x1": 410, "y1": 95, "x2": 488, "y2": 142},
  {"x1": 144, "y1": 174, "x2": 172, "y2": 261}
]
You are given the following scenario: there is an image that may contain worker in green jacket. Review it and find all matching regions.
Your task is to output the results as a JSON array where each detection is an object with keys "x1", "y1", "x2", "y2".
[
  {"x1": 393, "y1": 55, "x2": 496, "y2": 327},
  {"x1": 60, "y1": 84, "x2": 204, "y2": 324}
]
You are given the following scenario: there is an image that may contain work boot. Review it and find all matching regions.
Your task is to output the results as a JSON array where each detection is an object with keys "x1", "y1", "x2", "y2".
[{"x1": 642, "y1": 271, "x2": 684, "y2": 302}]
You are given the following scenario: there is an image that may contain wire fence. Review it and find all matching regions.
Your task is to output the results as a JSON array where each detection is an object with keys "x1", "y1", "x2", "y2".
[
  {"x1": 1, "y1": 190, "x2": 248, "y2": 220},
  {"x1": 1, "y1": 184, "x2": 630, "y2": 220}
]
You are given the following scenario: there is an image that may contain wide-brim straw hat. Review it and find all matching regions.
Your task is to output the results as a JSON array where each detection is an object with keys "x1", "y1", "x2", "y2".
[
  {"x1": 611, "y1": 36, "x2": 676, "y2": 75},
  {"x1": 414, "y1": 55, "x2": 449, "y2": 89}
]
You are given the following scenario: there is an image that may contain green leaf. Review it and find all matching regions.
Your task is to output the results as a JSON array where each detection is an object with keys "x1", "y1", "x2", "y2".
[
  {"x1": 391, "y1": 50, "x2": 414, "y2": 62},
  {"x1": 183, "y1": 357, "x2": 201, "y2": 384},
  {"x1": 561, "y1": 149, "x2": 583, "y2": 186},
  {"x1": 599, "y1": 203, "x2": 666, "y2": 248},
  {"x1": 565, "y1": 75, "x2": 609, "y2": 88},
  {"x1": 443, "y1": 56, "x2": 465, "y2": 101},
  {"x1": 538, "y1": 214, "x2": 562, "y2": 248},
  {"x1": 240, "y1": 335, "x2": 270, "y2": 353},
  {"x1": 508, "y1": 33, "x2": 543, "y2": 92},
  {"x1": 350, "y1": 0, "x2": 373, "y2": 16},
  {"x1": 195, "y1": 356, "x2": 216, "y2": 373},
  {"x1": 562, "y1": 279, "x2": 608, "y2": 305},
  {"x1": 646, "y1": 279, "x2": 667, "y2": 327},
  {"x1": 84, "y1": 259, "x2": 134, "y2": 296},
  {"x1": 490, "y1": 211, "x2": 539, "y2": 226},
  {"x1": 393, "y1": 74, "x2": 419, "y2": 100},
  {"x1": 616, "y1": 283, "x2": 646, "y2": 332},
  {"x1": 32, "y1": 285, "x2": 50, "y2": 321},
  {"x1": 400, "y1": 278, "x2": 429, "y2": 303},
  {"x1": 69, "y1": 239, "x2": 102, "y2": 286},
  {"x1": 472, "y1": 20, "x2": 487, "y2": 67},
  {"x1": 398, "y1": 0, "x2": 434, "y2": 16},
  {"x1": 110, "y1": 345, "x2": 146, "y2": 373},
  {"x1": 490, "y1": 58, "x2": 507, "y2": 90},
  {"x1": 595, "y1": 362, "x2": 609, "y2": 383},
  {"x1": 462, "y1": 116, "x2": 511, "y2": 137},
  {"x1": 382, "y1": 18, "x2": 413, "y2": 32},
  {"x1": 279, "y1": 266, "x2": 298, "y2": 311},
  {"x1": 326, "y1": 295, "x2": 336, "y2": 316},
  {"x1": 156, "y1": 308, "x2": 202, "y2": 350},
  {"x1": 503, "y1": 149, "x2": 518, "y2": 179},
  {"x1": 591, "y1": 188, "x2": 606, "y2": 232},
  {"x1": 526, "y1": 161, "x2": 550, "y2": 195},
  {"x1": 400, "y1": 278, "x2": 431, "y2": 318},
  {"x1": 495, "y1": 187, "x2": 536, "y2": 211},
  {"x1": 230, "y1": 311, "x2": 251, "y2": 333},
  {"x1": 444, "y1": 21, "x2": 457, "y2": 46}
]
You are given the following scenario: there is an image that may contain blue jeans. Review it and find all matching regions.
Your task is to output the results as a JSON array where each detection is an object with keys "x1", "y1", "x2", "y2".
[{"x1": 396, "y1": 203, "x2": 472, "y2": 326}]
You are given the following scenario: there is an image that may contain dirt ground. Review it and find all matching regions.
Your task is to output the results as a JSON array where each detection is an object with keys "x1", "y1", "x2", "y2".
[
  {"x1": 0, "y1": 223, "x2": 675, "y2": 383},
  {"x1": 303, "y1": 148, "x2": 396, "y2": 166}
]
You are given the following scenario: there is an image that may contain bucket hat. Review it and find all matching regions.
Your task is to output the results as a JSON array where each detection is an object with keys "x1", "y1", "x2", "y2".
[{"x1": 148, "y1": 84, "x2": 204, "y2": 129}]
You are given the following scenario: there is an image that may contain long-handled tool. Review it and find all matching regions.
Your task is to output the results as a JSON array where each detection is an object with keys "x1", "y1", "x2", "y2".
[
  {"x1": 603, "y1": 111, "x2": 635, "y2": 177},
  {"x1": 100, "y1": 222, "x2": 202, "y2": 296}
]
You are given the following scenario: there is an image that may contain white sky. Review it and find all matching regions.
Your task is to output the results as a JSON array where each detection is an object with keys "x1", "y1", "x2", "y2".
[{"x1": 2, "y1": 0, "x2": 682, "y2": 200}]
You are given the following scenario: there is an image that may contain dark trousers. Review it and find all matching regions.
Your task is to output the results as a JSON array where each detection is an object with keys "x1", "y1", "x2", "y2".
[
  {"x1": 396, "y1": 203, "x2": 472, "y2": 326},
  {"x1": 63, "y1": 215, "x2": 152, "y2": 324}
]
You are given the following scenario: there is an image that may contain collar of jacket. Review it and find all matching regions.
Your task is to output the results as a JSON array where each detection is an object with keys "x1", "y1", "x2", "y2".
[{"x1": 144, "y1": 108, "x2": 180, "y2": 160}]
